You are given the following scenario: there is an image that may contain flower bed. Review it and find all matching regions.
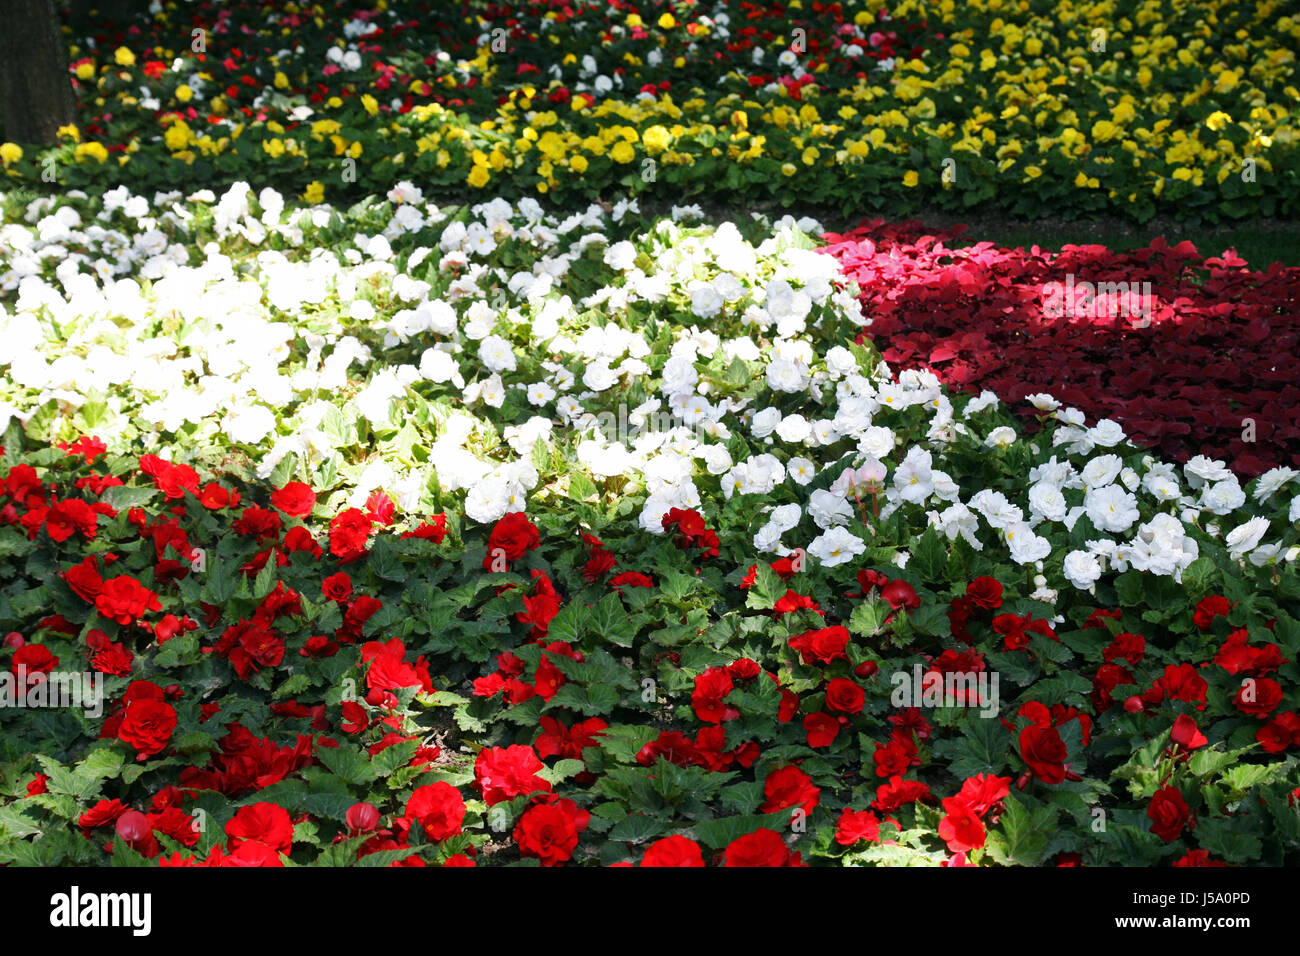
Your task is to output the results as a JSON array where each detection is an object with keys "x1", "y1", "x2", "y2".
[
  {"x1": 823, "y1": 218, "x2": 1300, "y2": 478},
  {"x1": 1, "y1": 0, "x2": 1298, "y2": 222},
  {"x1": 1, "y1": 185, "x2": 1298, "y2": 866}
]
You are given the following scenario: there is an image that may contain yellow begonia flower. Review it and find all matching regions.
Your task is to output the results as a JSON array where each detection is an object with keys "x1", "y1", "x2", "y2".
[
  {"x1": 303, "y1": 182, "x2": 325, "y2": 203},
  {"x1": 114, "y1": 47, "x2": 135, "y2": 67},
  {"x1": 75, "y1": 142, "x2": 108, "y2": 163},
  {"x1": 904, "y1": 170, "x2": 919, "y2": 187},
  {"x1": 164, "y1": 121, "x2": 192, "y2": 152},
  {"x1": 642, "y1": 125, "x2": 671, "y2": 154},
  {"x1": 0, "y1": 143, "x2": 22, "y2": 164}
]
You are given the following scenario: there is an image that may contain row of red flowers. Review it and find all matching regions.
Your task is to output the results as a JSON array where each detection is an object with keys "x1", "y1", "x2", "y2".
[{"x1": 2, "y1": 434, "x2": 1298, "y2": 866}]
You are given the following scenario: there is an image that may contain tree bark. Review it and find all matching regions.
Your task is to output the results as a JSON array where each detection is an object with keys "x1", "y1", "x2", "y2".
[{"x1": 0, "y1": 0, "x2": 77, "y2": 144}]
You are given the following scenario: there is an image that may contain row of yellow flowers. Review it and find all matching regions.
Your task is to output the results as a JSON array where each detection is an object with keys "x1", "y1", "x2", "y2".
[{"x1": 1, "y1": 0, "x2": 1296, "y2": 221}]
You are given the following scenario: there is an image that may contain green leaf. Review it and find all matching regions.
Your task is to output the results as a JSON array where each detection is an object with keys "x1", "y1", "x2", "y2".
[
  {"x1": 986, "y1": 794, "x2": 1054, "y2": 866},
  {"x1": 910, "y1": 528, "x2": 948, "y2": 581},
  {"x1": 312, "y1": 745, "x2": 377, "y2": 785},
  {"x1": 608, "y1": 813, "x2": 665, "y2": 844},
  {"x1": 1193, "y1": 817, "x2": 1263, "y2": 863},
  {"x1": 589, "y1": 592, "x2": 636, "y2": 647},
  {"x1": 691, "y1": 812, "x2": 789, "y2": 849},
  {"x1": 252, "y1": 556, "x2": 279, "y2": 599},
  {"x1": 848, "y1": 598, "x2": 890, "y2": 638},
  {"x1": 569, "y1": 472, "x2": 598, "y2": 502},
  {"x1": 929, "y1": 718, "x2": 1010, "y2": 779}
]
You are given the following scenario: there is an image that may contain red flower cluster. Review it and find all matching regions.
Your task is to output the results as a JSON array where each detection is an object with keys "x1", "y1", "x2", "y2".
[
  {"x1": 482, "y1": 511, "x2": 540, "y2": 570},
  {"x1": 1014, "y1": 701, "x2": 1089, "y2": 785},
  {"x1": 938, "y1": 773, "x2": 1011, "y2": 854},
  {"x1": 823, "y1": 220, "x2": 1300, "y2": 475},
  {"x1": 661, "y1": 507, "x2": 720, "y2": 559}
]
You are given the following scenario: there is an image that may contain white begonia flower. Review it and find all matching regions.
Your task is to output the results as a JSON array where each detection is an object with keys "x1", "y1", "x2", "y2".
[
  {"x1": 1249, "y1": 543, "x2": 1283, "y2": 566},
  {"x1": 969, "y1": 489, "x2": 1024, "y2": 529},
  {"x1": 1143, "y1": 470, "x2": 1180, "y2": 501},
  {"x1": 526, "y1": 381, "x2": 556, "y2": 405},
  {"x1": 753, "y1": 522, "x2": 784, "y2": 553},
  {"x1": 808, "y1": 489, "x2": 854, "y2": 530},
  {"x1": 420, "y1": 348, "x2": 460, "y2": 384},
  {"x1": 770, "y1": 503, "x2": 803, "y2": 532},
  {"x1": 750, "y1": 406, "x2": 782, "y2": 438},
  {"x1": 660, "y1": 354, "x2": 699, "y2": 395},
  {"x1": 1081, "y1": 454, "x2": 1123, "y2": 488},
  {"x1": 223, "y1": 403, "x2": 277, "y2": 445},
  {"x1": 576, "y1": 439, "x2": 635, "y2": 479},
  {"x1": 985, "y1": 426, "x2": 1017, "y2": 449},
  {"x1": 1005, "y1": 523, "x2": 1052, "y2": 564},
  {"x1": 1224, "y1": 516, "x2": 1271, "y2": 559},
  {"x1": 353, "y1": 368, "x2": 407, "y2": 426},
  {"x1": 825, "y1": 345, "x2": 859, "y2": 377},
  {"x1": 582, "y1": 362, "x2": 619, "y2": 392},
  {"x1": 478, "y1": 335, "x2": 517, "y2": 373},
  {"x1": 857, "y1": 426, "x2": 895, "y2": 460},
  {"x1": 1028, "y1": 482, "x2": 1069, "y2": 522},
  {"x1": 787, "y1": 457, "x2": 817, "y2": 485},
  {"x1": 963, "y1": 390, "x2": 1001, "y2": 416},
  {"x1": 808, "y1": 526, "x2": 866, "y2": 567},
  {"x1": 1088, "y1": 419, "x2": 1126, "y2": 447},
  {"x1": 1084, "y1": 484, "x2": 1140, "y2": 533},
  {"x1": 476, "y1": 373, "x2": 506, "y2": 408},
  {"x1": 713, "y1": 272, "x2": 746, "y2": 303},
  {"x1": 775, "y1": 414, "x2": 812, "y2": 443},
  {"x1": 1199, "y1": 477, "x2": 1246, "y2": 515},
  {"x1": 931, "y1": 502, "x2": 983, "y2": 550},
  {"x1": 1063, "y1": 550, "x2": 1103, "y2": 589},
  {"x1": 604, "y1": 240, "x2": 637, "y2": 270},
  {"x1": 1253, "y1": 467, "x2": 1298, "y2": 502},
  {"x1": 893, "y1": 446, "x2": 933, "y2": 504},
  {"x1": 765, "y1": 358, "x2": 808, "y2": 393},
  {"x1": 690, "y1": 284, "x2": 724, "y2": 319},
  {"x1": 700, "y1": 443, "x2": 733, "y2": 475},
  {"x1": 1125, "y1": 513, "x2": 1199, "y2": 579},
  {"x1": 464, "y1": 476, "x2": 514, "y2": 524},
  {"x1": 1183, "y1": 455, "x2": 1233, "y2": 489}
]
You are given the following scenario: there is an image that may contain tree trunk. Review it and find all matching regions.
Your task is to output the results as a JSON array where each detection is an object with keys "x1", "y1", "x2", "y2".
[{"x1": 0, "y1": 0, "x2": 77, "y2": 144}]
